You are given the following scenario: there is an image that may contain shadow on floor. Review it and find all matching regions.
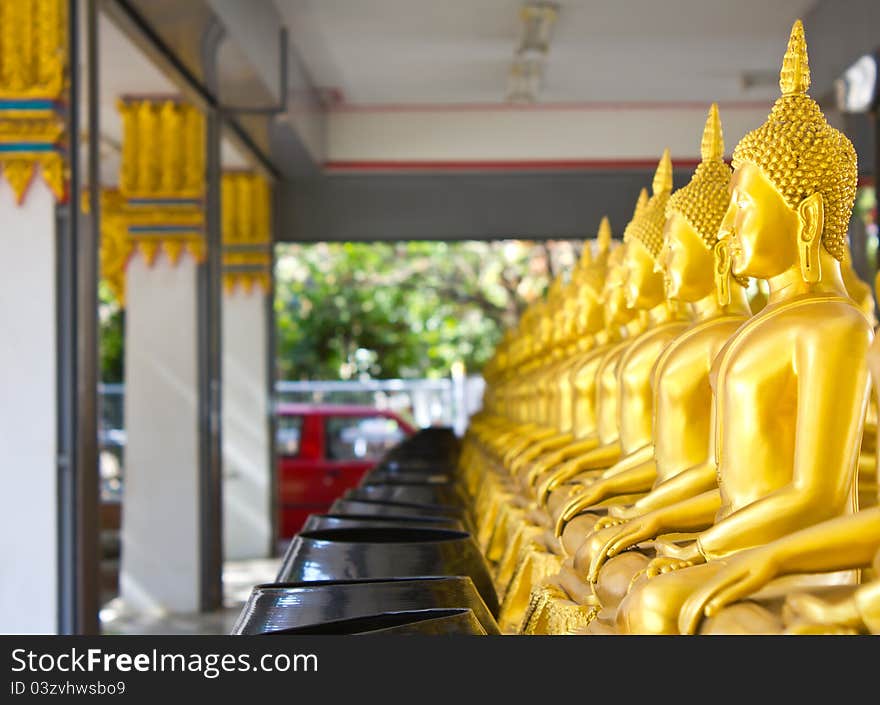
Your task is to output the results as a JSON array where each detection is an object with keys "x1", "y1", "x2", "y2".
[{"x1": 100, "y1": 557, "x2": 281, "y2": 635}]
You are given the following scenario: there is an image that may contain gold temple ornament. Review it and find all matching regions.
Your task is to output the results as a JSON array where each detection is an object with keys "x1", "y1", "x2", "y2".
[
  {"x1": 460, "y1": 18, "x2": 874, "y2": 635},
  {"x1": 0, "y1": 0, "x2": 67, "y2": 203}
]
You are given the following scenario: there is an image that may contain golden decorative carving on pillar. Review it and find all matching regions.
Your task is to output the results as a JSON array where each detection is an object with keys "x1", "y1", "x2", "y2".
[
  {"x1": 98, "y1": 98, "x2": 206, "y2": 303},
  {"x1": 0, "y1": 0, "x2": 67, "y2": 202},
  {"x1": 222, "y1": 171, "x2": 272, "y2": 294},
  {"x1": 462, "y1": 20, "x2": 876, "y2": 637}
]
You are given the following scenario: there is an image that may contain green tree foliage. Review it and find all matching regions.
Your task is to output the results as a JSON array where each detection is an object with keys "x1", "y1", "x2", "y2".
[
  {"x1": 99, "y1": 280, "x2": 124, "y2": 383},
  {"x1": 275, "y1": 239, "x2": 583, "y2": 380},
  {"x1": 97, "y1": 238, "x2": 584, "y2": 382}
]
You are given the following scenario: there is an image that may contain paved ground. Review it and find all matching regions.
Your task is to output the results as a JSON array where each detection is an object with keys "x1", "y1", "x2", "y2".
[{"x1": 100, "y1": 557, "x2": 282, "y2": 635}]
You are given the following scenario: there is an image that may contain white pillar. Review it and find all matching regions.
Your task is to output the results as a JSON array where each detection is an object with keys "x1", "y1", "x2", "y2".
[
  {"x1": 222, "y1": 289, "x2": 271, "y2": 559},
  {"x1": 120, "y1": 251, "x2": 201, "y2": 613},
  {"x1": 0, "y1": 179, "x2": 58, "y2": 633}
]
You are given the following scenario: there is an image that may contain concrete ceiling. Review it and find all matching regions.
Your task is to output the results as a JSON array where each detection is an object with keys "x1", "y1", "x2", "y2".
[
  {"x1": 275, "y1": 0, "x2": 819, "y2": 105},
  {"x1": 87, "y1": 12, "x2": 249, "y2": 186}
]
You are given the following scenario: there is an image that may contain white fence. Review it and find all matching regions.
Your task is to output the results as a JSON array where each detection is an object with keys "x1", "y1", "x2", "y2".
[{"x1": 98, "y1": 376, "x2": 485, "y2": 444}]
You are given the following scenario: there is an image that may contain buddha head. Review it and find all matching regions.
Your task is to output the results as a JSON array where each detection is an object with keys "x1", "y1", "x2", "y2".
[
  {"x1": 557, "y1": 280, "x2": 582, "y2": 344},
  {"x1": 575, "y1": 217, "x2": 614, "y2": 334},
  {"x1": 623, "y1": 149, "x2": 674, "y2": 309},
  {"x1": 839, "y1": 237, "x2": 877, "y2": 326},
  {"x1": 660, "y1": 104, "x2": 739, "y2": 303},
  {"x1": 513, "y1": 305, "x2": 537, "y2": 366},
  {"x1": 604, "y1": 237, "x2": 637, "y2": 328},
  {"x1": 535, "y1": 297, "x2": 555, "y2": 356},
  {"x1": 545, "y1": 275, "x2": 569, "y2": 348},
  {"x1": 719, "y1": 20, "x2": 857, "y2": 284}
]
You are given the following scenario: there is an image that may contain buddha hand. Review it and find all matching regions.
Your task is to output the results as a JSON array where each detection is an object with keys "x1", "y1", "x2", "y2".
[
  {"x1": 535, "y1": 457, "x2": 590, "y2": 503},
  {"x1": 527, "y1": 450, "x2": 566, "y2": 485},
  {"x1": 645, "y1": 555, "x2": 701, "y2": 578},
  {"x1": 652, "y1": 536, "x2": 703, "y2": 561},
  {"x1": 593, "y1": 515, "x2": 627, "y2": 532},
  {"x1": 554, "y1": 483, "x2": 610, "y2": 536},
  {"x1": 781, "y1": 592, "x2": 863, "y2": 632},
  {"x1": 607, "y1": 504, "x2": 640, "y2": 521},
  {"x1": 588, "y1": 514, "x2": 660, "y2": 583},
  {"x1": 784, "y1": 623, "x2": 860, "y2": 635},
  {"x1": 678, "y1": 549, "x2": 777, "y2": 635}
]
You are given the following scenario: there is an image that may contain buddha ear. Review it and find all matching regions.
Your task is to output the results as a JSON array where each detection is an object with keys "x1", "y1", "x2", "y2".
[
  {"x1": 714, "y1": 241, "x2": 732, "y2": 307},
  {"x1": 797, "y1": 192, "x2": 824, "y2": 284}
]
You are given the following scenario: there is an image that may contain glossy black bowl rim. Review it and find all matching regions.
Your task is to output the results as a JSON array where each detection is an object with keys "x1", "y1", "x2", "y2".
[
  {"x1": 330, "y1": 498, "x2": 467, "y2": 513},
  {"x1": 259, "y1": 608, "x2": 477, "y2": 635},
  {"x1": 296, "y1": 527, "x2": 471, "y2": 543},
  {"x1": 308, "y1": 513, "x2": 457, "y2": 525},
  {"x1": 359, "y1": 481, "x2": 459, "y2": 488},
  {"x1": 252, "y1": 575, "x2": 474, "y2": 590}
]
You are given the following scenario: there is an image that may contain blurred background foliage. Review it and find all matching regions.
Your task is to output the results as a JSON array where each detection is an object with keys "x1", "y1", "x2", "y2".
[
  {"x1": 274, "y1": 239, "x2": 584, "y2": 380},
  {"x1": 98, "y1": 238, "x2": 585, "y2": 382}
]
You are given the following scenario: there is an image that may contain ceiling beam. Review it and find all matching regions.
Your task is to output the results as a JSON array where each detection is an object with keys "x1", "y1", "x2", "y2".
[
  {"x1": 278, "y1": 168, "x2": 696, "y2": 243},
  {"x1": 102, "y1": 0, "x2": 324, "y2": 180},
  {"x1": 804, "y1": 0, "x2": 880, "y2": 100}
]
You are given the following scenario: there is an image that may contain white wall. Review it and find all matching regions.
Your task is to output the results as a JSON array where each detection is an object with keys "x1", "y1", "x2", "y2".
[
  {"x1": 327, "y1": 105, "x2": 770, "y2": 163},
  {"x1": 120, "y1": 252, "x2": 201, "y2": 613},
  {"x1": 222, "y1": 290, "x2": 271, "y2": 560},
  {"x1": 0, "y1": 178, "x2": 58, "y2": 633}
]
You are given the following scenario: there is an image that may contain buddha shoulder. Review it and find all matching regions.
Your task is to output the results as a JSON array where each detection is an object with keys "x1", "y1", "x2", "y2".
[
  {"x1": 757, "y1": 296, "x2": 874, "y2": 338},
  {"x1": 621, "y1": 320, "x2": 689, "y2": 366},
  {"x1": 657, "y1": 316, "x2": 747, "y2": 376},
  {"x1": 710, "y1": 298, "x2": 871, "y2": 384}
]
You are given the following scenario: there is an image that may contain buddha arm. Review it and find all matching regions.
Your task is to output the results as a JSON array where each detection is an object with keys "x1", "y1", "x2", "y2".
[
  {"x1": 554, "y1": 459, "x2": 657, "y2": 534},
  {"x1": 679, "y1": 507, "x2": 880, "y2": 635},
  {"x1": 535, "y1": 442, "x2": 622, "y2": 501},
  {"x1": 599, "y1": 444, "x2": 653, "y2": 479},
  {"x1": 698, "y1": 322, "x2": 871, "y2": 560},
  {"x1": 762, "y1": 506, "x2": 880, "y2": 574},
  {"x1": 627, "y1": 460, "x2": 718, "y2": 514},
  {"x1": 598, "y1": 458, "x2": 656, "y2": 491},
  {"x1": 592, "y1": 490, "x2": 721, "y2": 579},
  {"x1": 644, "y1": 489, "x2": 721, "y2": 533}
]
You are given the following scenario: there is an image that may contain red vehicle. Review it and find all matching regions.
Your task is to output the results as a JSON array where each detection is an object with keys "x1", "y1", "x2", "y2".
[{"x1": 277, "y1": 403, "x2": 416, "y2": 537}]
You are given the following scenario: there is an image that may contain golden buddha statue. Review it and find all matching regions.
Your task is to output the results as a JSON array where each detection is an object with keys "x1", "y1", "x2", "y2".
[
  {"x1": 481, "y1": 226, "x2": 619, "y2": 572},
  {"x1": 554, "y1": 104, "x2": 745, "y2": 531},
  {"x1": 469, "y1": 305, "x2": 549, "y2": 538},
  {"x1": 495, "y1": 235, "x2": 648, "y2": 631},
  {"x1": 597, "y1": 19, "x2": 871, "y2": 634},
  {"x1": 674, "y1": 281, "x2": 880, "y2": 636},
  {"x1": 529, "y1": 151, "x2": 690, "y2": 519},
  {"x1": 841, "y1": 241, "x2": 877, "y2": 327},
  {"x1": 518, "y1": 104, "x2": 755, "y2": 633},
  {"x1": 538, "y1": 103, "x2": 752, "y2": 602},
  {"x1": 495, "y1": 155, "x2": 702, "y2": 630},
  {"x1": 523, "y1": 200, "x2": 648, "y2": 493},
  {"x1": 518, "y1": 219, "x2": 618, "y2": 481},
  {"x1": 498, "y1": 280, "x2": 573, "y2": 460},
  {"x1": 504, "y1": 243, "x2": 616, "y2": 478},
  {"x1": 676, "y1": 504, "x2": 880, "y2": 634},
  {"x1": 474, "y1": 253, "x2": 611, "y2": 556}
]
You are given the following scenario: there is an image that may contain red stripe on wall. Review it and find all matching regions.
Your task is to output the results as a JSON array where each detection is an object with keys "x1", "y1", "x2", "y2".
[
  {"x1": 323, "y1": 158, "x2": 705, "y2": 173},
  {"x1": 329, "y1": 101, "x2": 770, "y2": 114}
]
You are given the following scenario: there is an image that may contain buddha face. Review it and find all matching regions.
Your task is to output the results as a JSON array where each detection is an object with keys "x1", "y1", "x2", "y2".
[
  {"x1": 552, "y1": 306, "x2": 567, "y2": 345},
  {"x1": 539, "y1": 313, "x2": 553, "y2": 348},
  {"x1": 719, "y1": 163, "x2": 799, "y2": 279},
  {"x1": 563, "y1": 296, "x2": 578, "y2": 339},
  {"x1": 577, "y1": 285, "x2": 605, "y2": 334},
  {"x1": 659, "y1": 212, "x2": 715, "y2": 302},
  {"x1": 624, "y1": 238, "x2": 666, "y2": 310},
  {"x1": 603, "y1": 260, "x2": 630, "y2": 326}
]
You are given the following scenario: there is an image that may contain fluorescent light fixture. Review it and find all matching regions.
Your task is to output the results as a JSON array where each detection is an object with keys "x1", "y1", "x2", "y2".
[
  {"x1": 506, "y1": 2, "x2": 559, "y2": 103},
  {"x1": 834, "y1": 54, "x2": 878, "y2": 113},
  {"x1": 519, "y1": 2, "x2": 559, "y2": 53}
]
